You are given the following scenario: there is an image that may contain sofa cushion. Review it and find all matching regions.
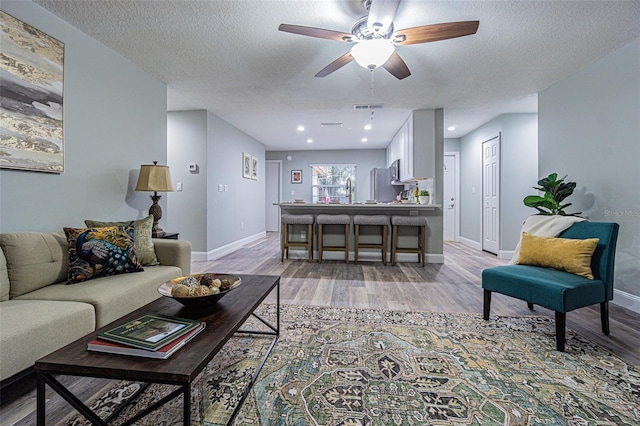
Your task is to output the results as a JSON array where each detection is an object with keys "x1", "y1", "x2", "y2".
[
  {"x1": 17, "y1": 265, "x2": 182, "y2": 328},
  {"x1": 64, "y1": 226, "x2": 144, "y2": 284},
  {"x1": 516, "y1": 232, "x2": 599, "y2": 279},
  {"x1": 0, "y1": 248, "x2": 8, "y2": 302},
  {"x1": 85, "y1": 215, "x2": 159, "y2": 266},
  {"x1": 0, "y1": 300, "x2": 95, "y2": 381},
  {"x1": 0, "y1": 232, "x2": 69, "y2": 298}
]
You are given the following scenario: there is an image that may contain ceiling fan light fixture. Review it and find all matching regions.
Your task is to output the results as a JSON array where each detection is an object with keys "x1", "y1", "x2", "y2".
[{"x1": 350, "y1": 39, "x2": 395, "y2": 70}]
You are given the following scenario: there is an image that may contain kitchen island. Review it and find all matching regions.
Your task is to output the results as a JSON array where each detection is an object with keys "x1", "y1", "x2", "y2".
[{"x1": 276, "y1": 202, "x2": 443, "y2": 263}]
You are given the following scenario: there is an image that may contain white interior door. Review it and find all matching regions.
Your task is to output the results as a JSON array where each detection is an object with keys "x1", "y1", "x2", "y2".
[
  {"x1": 482, "y1": 136, "x2": 500, "y2": 254},
  {"x1": 443, "y1": 153, "x2": 458, "y2": 241},
  {"x1": 265, "y1": 160, "x2": 281, "y2": 232}
]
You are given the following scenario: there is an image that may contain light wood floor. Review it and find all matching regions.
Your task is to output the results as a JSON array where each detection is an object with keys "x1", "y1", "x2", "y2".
[{"x1": 2, "y1": 233, "x2": 639, "y2": 425}]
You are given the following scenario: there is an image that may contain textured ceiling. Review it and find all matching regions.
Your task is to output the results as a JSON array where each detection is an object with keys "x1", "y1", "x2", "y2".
[{"x1": 33, "y1": 0, "x2": 640, "y2": 151}]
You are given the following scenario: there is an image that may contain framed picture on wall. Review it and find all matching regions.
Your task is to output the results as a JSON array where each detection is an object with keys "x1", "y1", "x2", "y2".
[
  {"x1": 291, "y1": 170, "x2": 302, "y2": 184},
  {"x1": 242, "y1": 152, "x2": 251, "y2": 178},
  {"x1": 251, "y1": 156, "x2": 258, "y2": 180},
  {"x1": 0, "y1": 11, "x2": 65, "y2": 173}
]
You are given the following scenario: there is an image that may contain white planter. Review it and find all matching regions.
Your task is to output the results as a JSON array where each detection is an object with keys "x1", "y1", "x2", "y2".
[{"x1": 419, "y1": 195, "x2": 430, "y2": 204}]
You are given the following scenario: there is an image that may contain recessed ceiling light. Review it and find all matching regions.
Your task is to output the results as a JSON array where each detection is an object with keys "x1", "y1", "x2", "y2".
[
  {"x1": 447, "y1": 125, "x2": 457, "y2": 131},
  {"x1": 297, "y1": 125, "x2": 305, "y2": 131},
  {"x1": 361, "y1": 138, "x2": 368, "y2": 142},
  {"x1": 364, "y1": 124, "x2": 372, "y2": 130},
  {"x1": 307, "y1": 138, "x2": 313, "y2": 143}
]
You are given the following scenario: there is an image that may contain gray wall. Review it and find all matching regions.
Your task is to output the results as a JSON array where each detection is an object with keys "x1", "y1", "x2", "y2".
[
  {"x1": 266, "y1": 149, "x2": 387, "y2": 203},
  {"x1": 444, "y1": 138, "x2": 461, "y2": 152},
  {"x1": 167, "y1": 111, "x2": 208, "y2": 250},
  {"x1": 0, "y1": 1, "x2": 167, "y2": 233},
  {"x1": 539, "y1": 37, "x2": 640, "y2": 300},
  {"x1": 167, "y1": 111, "x2": 266, "y2": 255},
  {"x1": 459, "y1": 114, "x2": 538, "y2": 253}
]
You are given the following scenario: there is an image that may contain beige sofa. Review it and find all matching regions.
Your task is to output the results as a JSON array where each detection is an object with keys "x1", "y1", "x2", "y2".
[{"x1": 0, "y1": 231, "x2": 191, "y2": 384}]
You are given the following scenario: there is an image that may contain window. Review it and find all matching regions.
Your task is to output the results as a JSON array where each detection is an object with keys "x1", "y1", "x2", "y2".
[{"x1": 310, "y1": 164, "x2": 356, "y2": 203}]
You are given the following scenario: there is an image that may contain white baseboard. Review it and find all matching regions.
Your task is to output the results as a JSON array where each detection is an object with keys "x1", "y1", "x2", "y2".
[
  {"x1": 612, "y1": 289, "x2": 640, "y2": 314},
  {"x1": 458, "y1": 236, "x2": 481, "y2": 251},
  {"x1": 191, "y1": 231, "x2": 266, "y2": 262},
  {"x1": 498, "y1": 250, "x2": 515, "y2": 260}
]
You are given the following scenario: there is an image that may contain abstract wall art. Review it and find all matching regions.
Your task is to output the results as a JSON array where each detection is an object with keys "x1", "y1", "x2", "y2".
[{"x1": 1, "y1": 11, "x2": 65, "y2": 173}]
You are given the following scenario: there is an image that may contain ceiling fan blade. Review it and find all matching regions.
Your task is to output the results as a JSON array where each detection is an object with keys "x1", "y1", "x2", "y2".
[
  {"x1": 383, "y1": 52, "x2": 411, "y2": 80},
  {"x1": 315, "y1": 52, "x2": 354, "y2": 77},
  {"x1": 367, "y1": 0, "x2": 400, "y2": 35},
  {"x1": 278, "y1": 24, "x2": 354, "y2": 42},
  {"x1": 393, "y1": 21, "x2": 479, "y2": 46}
]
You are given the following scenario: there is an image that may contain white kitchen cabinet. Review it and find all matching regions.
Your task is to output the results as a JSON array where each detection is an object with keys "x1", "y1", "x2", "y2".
[{"x1": 387, "y1": 110, "x2": 442, "y2": 182}]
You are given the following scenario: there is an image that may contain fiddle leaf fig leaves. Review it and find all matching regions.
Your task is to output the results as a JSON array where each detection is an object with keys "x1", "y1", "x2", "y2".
[{"x1": 523, "y1": 173, "x2": 580, "y2": 216}]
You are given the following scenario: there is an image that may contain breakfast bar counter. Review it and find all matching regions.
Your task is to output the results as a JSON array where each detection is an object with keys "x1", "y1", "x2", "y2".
[
  {"x1": 276, "y1": 201, "x2": 440, "y2": 210},
  {"x1": 275, "y1": 202, "x2": 443, "y2": 263}
]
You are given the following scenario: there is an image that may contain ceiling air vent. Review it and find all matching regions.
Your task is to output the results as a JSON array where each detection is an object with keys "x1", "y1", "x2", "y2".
[
  {"x1": 320, "y1": 123, "x2": 343, "y2": 128},
  {"x1": 353, "y1": 104, "x2": 384, "y2": 110}
]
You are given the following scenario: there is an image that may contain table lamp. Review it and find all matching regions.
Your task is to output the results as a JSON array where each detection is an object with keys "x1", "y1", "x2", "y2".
[{"x1": 135, "y1": 161, "x2": 174, "y2": 237}]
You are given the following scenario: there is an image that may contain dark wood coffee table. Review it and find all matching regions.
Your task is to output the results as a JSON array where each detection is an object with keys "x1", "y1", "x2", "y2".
[{"x1": 35, "y1": 274, "x2": 280, "y2": 425}]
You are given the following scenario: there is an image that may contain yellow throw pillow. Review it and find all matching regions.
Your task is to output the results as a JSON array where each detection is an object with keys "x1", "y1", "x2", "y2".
[{"x1": 516, "y1": 232, "x2": 599, "y2": 279}]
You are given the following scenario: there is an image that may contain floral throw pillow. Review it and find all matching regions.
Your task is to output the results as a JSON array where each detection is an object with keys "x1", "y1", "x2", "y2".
[{"x1": 64, "y1": 226, "x2": 144, "y2": 284}]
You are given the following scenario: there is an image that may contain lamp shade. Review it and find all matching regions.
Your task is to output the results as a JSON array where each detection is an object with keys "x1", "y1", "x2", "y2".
[
  {"x1": 350, "y1": 39, "x2": 395, "y2": 69},
  {"x1": 135, "y1": 163, "x2": 174, "y2": 192}
]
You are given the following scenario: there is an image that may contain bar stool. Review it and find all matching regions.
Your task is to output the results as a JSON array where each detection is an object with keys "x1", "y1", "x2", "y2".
[
  {"x1": 316, "y1": 214, "x2": 350, "y2": 263},
  {"x1": 280, "y1": 214, "x2": 314, "y2": 262},
  {"x1": 391, "y1": 216, "x2": 428, "y2": 266},
  {"x1": 354, "y1": 215, "x2": 389, "y2": 264}
]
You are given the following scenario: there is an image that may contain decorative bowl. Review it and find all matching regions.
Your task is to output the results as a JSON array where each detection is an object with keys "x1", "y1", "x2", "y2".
[{"x1": 158, "y1": 273, "x2": 241, "y2": 307}]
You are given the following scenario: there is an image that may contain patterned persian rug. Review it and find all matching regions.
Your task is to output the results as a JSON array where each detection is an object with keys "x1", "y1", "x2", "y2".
[{"x1": 65, "y1": 304, "x2": 639, "y2": 425}]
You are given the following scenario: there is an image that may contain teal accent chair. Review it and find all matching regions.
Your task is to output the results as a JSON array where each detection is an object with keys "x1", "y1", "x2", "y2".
[{"x1": 482, "y1": 222, "x2": 619, "y2": 352}]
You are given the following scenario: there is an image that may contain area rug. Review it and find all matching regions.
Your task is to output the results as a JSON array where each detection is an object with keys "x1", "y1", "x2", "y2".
[{"x1": 65, "y1": 305, "x2": 639, "y2": 425}]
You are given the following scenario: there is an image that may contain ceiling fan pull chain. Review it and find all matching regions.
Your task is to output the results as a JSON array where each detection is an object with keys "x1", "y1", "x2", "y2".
[{"x1": 370, "y1": 70, "x2": 375, "y2": 121}]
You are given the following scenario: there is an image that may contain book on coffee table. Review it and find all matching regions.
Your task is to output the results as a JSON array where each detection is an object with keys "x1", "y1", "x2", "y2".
[
  {"x1": 97, "y1": 314, "x2": 202, "y2": 351},
  {"x1": 88, "y1": 323, "x2": 205, "y2": 359}
]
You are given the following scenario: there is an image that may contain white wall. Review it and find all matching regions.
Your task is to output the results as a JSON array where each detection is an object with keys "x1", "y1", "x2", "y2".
[
  {"x1": 539, "y1": 37, "x2": 640, "y2": 305},
  {"x1": 0, "y1": 1, "x2": 167, "y2": 233}
]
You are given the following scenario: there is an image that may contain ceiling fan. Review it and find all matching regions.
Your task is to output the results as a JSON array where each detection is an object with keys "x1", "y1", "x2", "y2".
[{"x1": 278, "y1": 0, "x2": 479, "y2": 80}]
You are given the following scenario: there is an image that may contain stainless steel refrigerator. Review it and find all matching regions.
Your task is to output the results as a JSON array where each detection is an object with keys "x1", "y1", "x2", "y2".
[{"x1": 370, "y1": 167, "x2": 402, "y2": 202}]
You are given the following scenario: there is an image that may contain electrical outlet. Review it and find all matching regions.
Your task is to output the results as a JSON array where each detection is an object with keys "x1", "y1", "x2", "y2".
[
  {"x1": 176, "y1": 182, "x2": 183, "y2": 191},
  {"x1": 224, "y1": 185, "x2": 228, "y2": 192},
  {"x1": 218, "y1": 184, "x2": 223, "y2": 192},
  {"x1": 291, "y1": 190, "x2": 295, "y2": 196},
  {"x1": 301, "y1": 230, "x2": 307, "y2": 240}
]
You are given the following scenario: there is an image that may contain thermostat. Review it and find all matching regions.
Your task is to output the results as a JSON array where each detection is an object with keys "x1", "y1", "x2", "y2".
[{"x1": 188, "y1": 163, "x2": 197, "y2": 171}]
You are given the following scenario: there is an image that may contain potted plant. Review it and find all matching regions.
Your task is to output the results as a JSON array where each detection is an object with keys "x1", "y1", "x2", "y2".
[
  {"x1": 418, "y1": 190, "x2": 430, "y2": 205},
  {"x1": 523, "y1": 173, "x2": 580, "y2": 215}
]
